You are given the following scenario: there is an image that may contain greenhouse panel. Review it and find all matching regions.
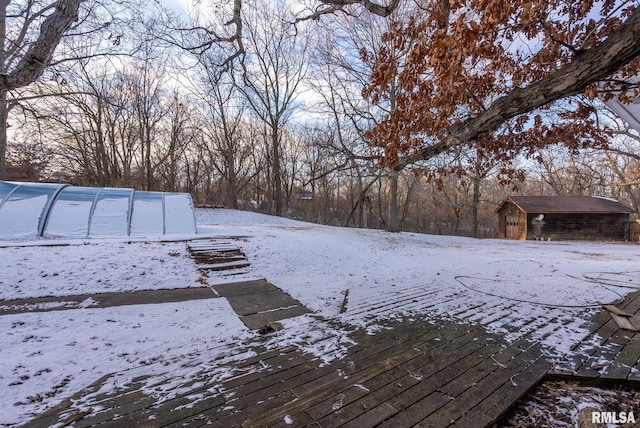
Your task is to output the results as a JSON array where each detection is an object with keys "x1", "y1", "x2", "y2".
[
  {"x1": 129, "y1": 191, "x2": 165, "y2": 236},
  {"x1": 0, "y1": 182, "x2": 67, "y2": 238},
  {"x1": 44, "y1": 186, "x2": 101, "y2": 238},
  {"x1": 89, "y1": 188, "x2": 134, "y2": 236},
  {"x1": 0, "y1": 181, "x2": 196, "y2": 239}
]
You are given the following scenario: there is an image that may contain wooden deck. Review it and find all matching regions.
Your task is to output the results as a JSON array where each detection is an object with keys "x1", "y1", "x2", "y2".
[
  {"x1": 27, "y1": 319, "x2": 550, "y2": 427},
  {"x1": 17, "y1": 284, "x2": 640, "y2": 427},
  {"x1": 0, "y1": 279, "x2": 312, "y2": 330},
  {"x1": 212, "y1": 279, "x2": 311, "y2": 330},
  {"x1": 0, "y1": 287, "x2": 218, "y2": 315},
  {"x1": 188, "y1": 239, "x2": 251, "y2": 275},
  {"x1": 551, "y1": 289, "x2": 640, "y2": 383}
]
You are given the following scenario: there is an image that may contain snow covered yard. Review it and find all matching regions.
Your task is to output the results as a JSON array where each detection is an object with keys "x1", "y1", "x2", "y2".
[{"x1": 1, "y1": 208, "x2": 639, "y2": 426}]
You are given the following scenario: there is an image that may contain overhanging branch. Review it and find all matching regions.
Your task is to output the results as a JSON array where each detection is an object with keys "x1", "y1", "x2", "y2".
[
  {"x1": 395, "y1": 7, "x2": 640, "y2": 171},
  {"x1": 295, "y1": 0, "x2": 401, "y2": 22},
  {"x1": 1, "y1": 0, "x2": 84, "y2": 93}
]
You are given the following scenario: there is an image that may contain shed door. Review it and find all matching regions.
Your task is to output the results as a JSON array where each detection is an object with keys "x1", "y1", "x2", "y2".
[{"x1": 505, "y1": 215, "x2": 520, "y2": 239}]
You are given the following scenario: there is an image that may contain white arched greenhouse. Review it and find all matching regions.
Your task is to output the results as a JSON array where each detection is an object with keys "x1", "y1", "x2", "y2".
[{"x1": 0, "y1": 181, "x2": 197, "y2": 239}]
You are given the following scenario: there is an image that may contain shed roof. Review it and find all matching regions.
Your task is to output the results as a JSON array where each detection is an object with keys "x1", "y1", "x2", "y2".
[{"x1": 496, "y1": 196, "x2": 635, "y2": 214}]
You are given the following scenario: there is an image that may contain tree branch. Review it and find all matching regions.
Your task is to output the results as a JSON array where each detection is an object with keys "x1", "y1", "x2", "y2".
[
  {"x1": 295, "y1": 0, "x2": 400, "y2": 22},
  {"x1": 603, "y1": 146, "x2": 640, "y2": 161},
  {"x1": 395, "y1": 7, "x2": 640, "y2": 170},
  {"x1": 320, "y1": 0, "x2": 400, "y2": 16},
  {"x1": 1, "y1": 0, "x2": 84, "y2": 93}
]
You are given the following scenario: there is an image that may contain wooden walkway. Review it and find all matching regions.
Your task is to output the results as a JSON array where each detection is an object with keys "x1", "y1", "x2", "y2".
[
  {"x1": 0, "y1": 287, "x2": 217, "y2": 315},
  {"x1": 551, "y1": 289, "x2": 640, "y2": 383},
  {"x1": 16, "y1": 280, "x2": 640, "y2": 427},
  {"x1": 212, "y1": 279, "x2": 311, "y2": 330},
  {"x1": 0, "y1": 279, "x2": 312, "y2": 332},
  {"x1": 188, "y1": 239, "x2": 251, "y2": 276},
  {"x1": 26, "y1": 319, "x2": 550, "y2": 428}
]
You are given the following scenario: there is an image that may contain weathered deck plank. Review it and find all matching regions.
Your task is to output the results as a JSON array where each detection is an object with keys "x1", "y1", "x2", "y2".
[
  {"x1": 413, "y1": 345, "x2": 546, "y2": 428},
  {"x1": 553, "y1": 290, "x2": 640, "y2": 381},
  {"x1": 26, "y1": 290, "x2": 640, "y2": 428},
  {"x1": 24, "y1": 318, "x2": 552, "y2": 428},
  {"x1": 210, "y1": 279, "x2": 313, "y2": 330},
  {"x1": 74, "y1": 322, "x2": 420, "y2": 426},
  {"x1": 453, "y1": 355, "x2": 552, "y2": 427},
  {"x1": 313, "y1": 328, "x2": 488, "y2": 426},
  {"x1": 189, "y1": 324, "x2": 462, "y2": 426},
  {"x1": 0, "y1": 287, "x2": 218, "y2": 315},
  {"x1": 187, "y1": 239, "x2": 250, "y2": 274}
]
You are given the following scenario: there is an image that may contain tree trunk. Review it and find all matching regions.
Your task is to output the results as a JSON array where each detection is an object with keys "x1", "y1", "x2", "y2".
[
  {"x1": 0, "y1": 91, "x2": 7, "y2": 180},
  {"x1": 472, "y1": 175, "x2": 481, "y2": 238},
  {"x1": 145, "y1": 132, "x2": 152, "y2": 190},
  {"x1": 388, "y1": 168, "x2": 400, "y2": 232},
  {"x1": 272, "y1": 128, "x2": 283, "y2": 216},
  {"x1": 0, "y1": 0, "x2": 5, "y2": 180},
  {"x1": 0, "y1": 0, "x2": 83, "y2": 92}
]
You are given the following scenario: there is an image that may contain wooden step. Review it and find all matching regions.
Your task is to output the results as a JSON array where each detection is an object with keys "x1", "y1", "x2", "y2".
[{"x1": 198, "y1": 261, "x2": 251, "y2": 271}]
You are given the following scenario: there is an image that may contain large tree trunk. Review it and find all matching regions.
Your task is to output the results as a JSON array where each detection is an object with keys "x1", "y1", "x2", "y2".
[
  {"x1": 0, "y1": 91, "x2": 7, "y2": 179},
  {"x1": 0, "y1": 0, "x2": 83, "y2": 92},
  {"x1": 272, "y1": 128, "x2": 283, "y2": 216},
  {"x1": 472, "y1": 175, "x2": 480, "y2": 238},
  {"x1": 388, "y1": 168, "x2": 400, "y2": 232}
]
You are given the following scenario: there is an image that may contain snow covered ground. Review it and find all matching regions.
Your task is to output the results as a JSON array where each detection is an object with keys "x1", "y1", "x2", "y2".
[{"x1": 1, "y1": 208, "x2": 639, "y2": 425}]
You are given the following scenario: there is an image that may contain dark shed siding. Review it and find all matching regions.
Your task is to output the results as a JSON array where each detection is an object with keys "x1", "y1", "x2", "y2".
[
  {"x1": 525, "y1": 213, "x2": 630, "y2": 241},
  {"x1": 496, "y1": 196, "x2": 635, "y2": 241}
]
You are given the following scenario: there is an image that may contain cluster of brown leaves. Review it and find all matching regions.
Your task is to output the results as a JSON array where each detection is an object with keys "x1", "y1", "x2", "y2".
[{"x1": 362, "y1": 0, "x2": 639, "y2": 180}]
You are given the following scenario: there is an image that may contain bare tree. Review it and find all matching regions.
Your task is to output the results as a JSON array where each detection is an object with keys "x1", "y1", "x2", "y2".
[
  {"x1": 0, "y1": 0, "x2": 136, "y2": 178},
  {"x1": 311, "y1": 5, "x2": 416, "y2": 231},
  {"x1": 22, "y1": 62, "x2": 126, "y2": 186},
  {"x1": 155, "y1": 90, "x2": 196, "y2": 191},
  {"x1": 237, "y1": 0, "x2": 309, "y2": 216},
  {"x1": 118, "y1": 46, "x2": 169, "y2": 190},
  {"x1": 2, "y1": 0, "x2": 639, "y2": 185}
]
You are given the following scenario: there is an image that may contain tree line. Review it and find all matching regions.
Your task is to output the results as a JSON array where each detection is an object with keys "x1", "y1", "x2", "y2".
[{"x1": 2, "y1": 0, "x2": 639, "y2": 237}]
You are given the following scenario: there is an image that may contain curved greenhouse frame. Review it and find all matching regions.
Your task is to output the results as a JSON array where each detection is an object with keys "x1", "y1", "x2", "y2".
[{"x1": 0, "y1": 181, "x2": 197, "y2": 239}]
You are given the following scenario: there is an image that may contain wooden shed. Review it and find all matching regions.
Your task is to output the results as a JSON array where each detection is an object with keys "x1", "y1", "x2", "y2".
[{"x1": 495, "y1": 196, "x2": 635, "y2": 241}]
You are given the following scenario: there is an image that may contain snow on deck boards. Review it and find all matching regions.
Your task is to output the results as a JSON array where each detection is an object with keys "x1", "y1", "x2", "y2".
[
  {"x1": 6, "y1": 211, "x2": 640, "y2": 426},
  {"x1": 550, "y1": 288, "x2": 640, "y2": 382},
  {"x1": 196, "y1": 260, "x2": 251, "y2": 270},
  {"x1": 21, "y1": 292, "x2": 640, "y2": 427},
  {"x1": 12, "y1": 282, "x2": 640, "y2": 427},
  {"x1": 336, "y1": 269, "x2": 640, "y2": 385},
  {"x1": 211, "y1": 279, "x2": 312, "y2": 330},
  {"x1": 187, "y1": 238, "x2": 251, "y2": 273},
  {"x1": 0, "y1": 279, "x2": 313, "y2": 332},
  {"x1": 0, "y1": 287, "x2": 218, "y2": 315},
  {"x1": 24, "y1": 319, "x2": 551, "y2": 428}
]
